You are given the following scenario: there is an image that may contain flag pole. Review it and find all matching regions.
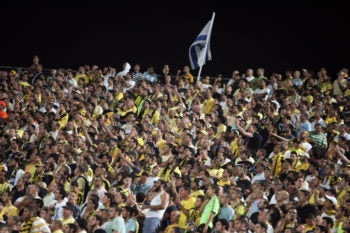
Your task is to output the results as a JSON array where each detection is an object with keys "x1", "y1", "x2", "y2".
[{"x1": 196, "y1": 12, "x2": 215, "y2": 83}]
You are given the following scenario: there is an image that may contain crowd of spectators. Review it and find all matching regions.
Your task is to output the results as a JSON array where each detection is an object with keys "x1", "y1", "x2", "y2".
[{"x1": 0, "y1": 55, "x2": 350, "y2": 233}]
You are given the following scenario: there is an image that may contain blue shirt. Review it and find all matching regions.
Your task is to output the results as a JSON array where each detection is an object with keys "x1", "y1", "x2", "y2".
[
  {"x1": 143, "y1": 72, "x2": 158, "y2": 83},
  {"x1": 297, "y1": 121, "x2": 311, "y2": 136},
  {"x1": 218, "y1": 206, "x2": 235, "y2": 221}
]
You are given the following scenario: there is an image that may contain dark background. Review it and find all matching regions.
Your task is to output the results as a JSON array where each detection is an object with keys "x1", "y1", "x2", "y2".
[{"x1": 1, "y1": 1, "x2": 349, "y2": 79}]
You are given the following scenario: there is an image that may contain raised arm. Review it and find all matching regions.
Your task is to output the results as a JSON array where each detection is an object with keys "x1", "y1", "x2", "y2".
[{"x1": 235, "y1": 118, "x2": 253, "y2": 138}]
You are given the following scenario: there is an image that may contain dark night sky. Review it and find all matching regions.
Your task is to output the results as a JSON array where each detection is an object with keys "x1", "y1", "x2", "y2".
[{"x1": 1, "y1": 2, "x2": 349, "y2": 78}]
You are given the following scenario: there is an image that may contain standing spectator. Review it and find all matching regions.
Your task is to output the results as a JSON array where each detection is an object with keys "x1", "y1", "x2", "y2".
[
  {"x1": 62, "y1": 203, "x2": 76, "y2": 227},
  {"x1": 310, "y1": 112, "x2": 326, "y2": 131},
  {"x1": 199, "y1": 184, "x2": 220, "y2": 233},
  {"x1": 64, "y1": 223, "x2": 78, "y2": 233},
  {"x1": 333, "y1": 70, "x2": 347, "y2": 96},
  {"x1": 274, "y1": 207, "x2": 298, "y2": 233},
  {"x1": 159, "y1": 64, "x2": 174, "y2": 85},
  {"x1": 19, "y1": 206, "x2": 51, "y2": 233},
  {"x1": 213, "y1": 219, "x2": 230, "y2": 233},
  {"x1": 253, "y1": 79, "x2": 270, "y2": 101},
  {"x1": 202, "y1": 88, "x2": 215, "y2": 115},
  {"x1": 122, "y1": 206, "x2": 139, "y2": 233},
  {"x1": 67, "y1": 191, "x2": 81, "y2": 220},
  {"x1": 334, "y1": 124, "x2": 350, "y2": 142},
  {"x1": 92, "y1": 176, "x2": 107, "y2": 202},
  {"x1": 50, "y1": 184, "x2": 68, "y2": 220},
  {"x1": 227, "y1": 70, "x2": 240, "y2": 87},
  {"x1": 176, "y1": 184, "x2": 196, "y2": 232},
  {"x1": 1, "y1": 189, "x2": 18, "y2": 217},
  {"x1": 292, "y1": 70, "x2": 304, "y2": 89},
  {"x1": 131, "y1": 64, "x2": 143, "y2": 83},
  {"x1": 176, "y1": 65, "x2": 194, "y2": 84},
  {"x1": 218, "y1": 192, "x2": 235, "y2": 222},
  {"x1": 296, "y1": 113, "x2": 312, "y2": 137},
  {"x1": 143, "y1": 66, "x2": 158, "y2": 84},
  {"x1": 88, "y1": 214, "x2": 104, "y2": 233},
  {"x1": 254, "y1": 222, "x2": 268, "y2": 233},
  {"x1": 102, "y1": 203, "x2": 126, "y2": 233},
  {"x1": 296, "y1": 189, "x2": 317, "y2": 224},
  {"x1": 76, "y1": 218, "x2": 88, "y2": 233},
  {"x1": 162, "y1": 209, "x2": 180, "y2": 233},
  {"x1": 251, "y1": 68, "x2": 267, "y2": 91},
  {"x1": 7, "y1": 156, "x2": 25, "y2": 188},
  {"x1": 71, "y1": 164, "x2": 90, "y2": 203},
  {"x1": 245, "y1": 68, "x2": 255, "y2": 83},
  {"x1": 50, "y1": 219, "x2": 64, "y2": 233},
  {"x1": 267, "y1": 75, "x2": 278, "y2": 98},
  {"x1": 309, "y1": 124, "x2": 328, "y2": 149},
  {"x1": 235, "y1": 118, "x2": 262, "y2": 154},
  {"x1": 141, "y1": 179, "x2": 169, "y2": 233},
  {"x1": 28, "y1": 55, "x2": 40, "y2": 73},
  {"x1": 123, "y1": 73, "x2": 136, "y2": 93}
]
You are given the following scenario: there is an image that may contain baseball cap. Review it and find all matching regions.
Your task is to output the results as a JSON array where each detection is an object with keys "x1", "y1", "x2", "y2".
[
  {"x1": 324, "y1": 195, "x2": 337, "y2": 206},
  {"x1": 300, "y1": 152, "x2": 310, "y2": 159},
  {"x1": 0, "y1": 164, "x2": 7, "y2": 173}
]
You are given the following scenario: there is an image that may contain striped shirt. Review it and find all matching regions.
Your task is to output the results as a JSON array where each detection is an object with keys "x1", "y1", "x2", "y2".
[
  {"x1": 132, "y1": 72, "x2": 143, "y2": 83},
  {"x1": 20, "y1": 217, "x2": 51, "y2": 233},
  {"x1": 309, "y1": 132, "x2": 327, "y2": 148}
]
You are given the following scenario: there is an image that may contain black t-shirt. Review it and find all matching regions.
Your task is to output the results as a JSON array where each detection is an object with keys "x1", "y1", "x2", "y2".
[
  {"x1": 236, "y1": 179, "x2": 252, "y2": 199},
  {"x1": 269, "y1": 204, "x2": 286, "y2": 228},
  {"x1": 247, "y1": 132, "x2": 262, "y2": 152},
  {"x1": 296, "y1": 203, "x2": 317, "y2": 224}
]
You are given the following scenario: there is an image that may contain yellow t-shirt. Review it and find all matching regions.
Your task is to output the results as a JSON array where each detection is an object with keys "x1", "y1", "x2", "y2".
[
  {"x1": 217, "y1": 179, "x2": 231, "y2": 187},
  {"x1": 232, "y1": 202, "x2": 246, "y2": 219},
  {"x1": 295, "y1": 161, "x2": 310, "y2": 172},
  {"x1": 271, "y1": 153, "x2": 283, "y2": 177},
  {"x1": 3, "y1": 205, "x2": 18, "y2": 217},
  {"x1": 0, "y1": 183, "x2": 11, "y2": 193},
  {"x1": 164, "y1": 223, "x2": 179, "y2": 233},
  {"x1": 179, "y1": 74, "x2": 194, "y2": 83},
  {"x1": 230, "y1": 139, "x2": 239, "y2": 160},
  {"x1": 53, "y1": 230, "x2": 64, "y2": 233},
  {"x1": 179, "y1": 197, "x2": 196, "y2": 229},
  {"x1": 191, "y1": 189, "x2": 205, "y2": 199},
  {"x1": 62, "y1": 216, "x2": 75, "y2": 226},
  {"x1": 152, "y1": 110, "x2": 161, "y2": 125},
  {"x1": 321, "y1": 82, "x2": 333, "y2": 94},
  {"x1": 345, "y1": 89, "x2": 350, "y2": 97},
  {"x1": 114, "y1": 92, "x2": 124, "y2": 101},
  {"x1": 215, "y1": 124, "x2": 227, "y2": 139},
  {"x1": 58, "y1": 113, "x2": 69, "y2": 129},
  {"x1": 305, "y1": 224, "x2": 315, "y2": 233},
  {"x1": 202, "y1": 98, "x2": 215, "y2": 115},
  {"x1": 208, "y1": 168, "x2": 224, "y2": 179},
  {"x1": 156, "y1": 139, "x2": 167, "y2": 151}
]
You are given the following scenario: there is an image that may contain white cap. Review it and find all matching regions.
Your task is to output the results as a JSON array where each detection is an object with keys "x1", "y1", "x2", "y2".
[
  {"x1": 301, "y1": 152, "x2": 310, "y2": 158},
  {"x1": 324, "y1": 195, "x2": 337, "y2": 206}
]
